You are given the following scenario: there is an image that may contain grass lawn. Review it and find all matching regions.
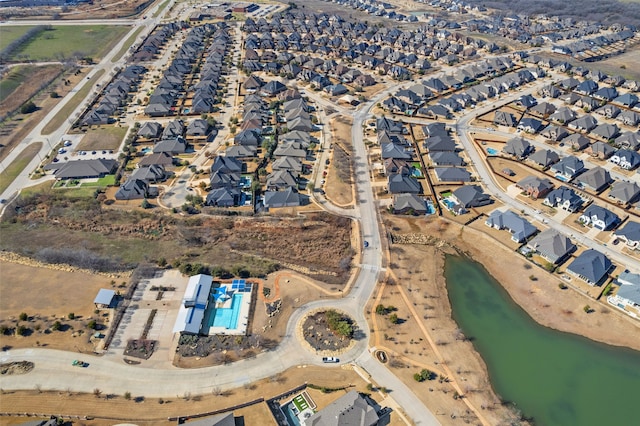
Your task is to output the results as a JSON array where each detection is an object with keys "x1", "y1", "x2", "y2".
[
  {"x1": 10, "y1": 25, "x2": 130, "y2": 62},
  {"x1": 0, "y1": 142, "x2": 42, "y2": 194},
  {"x1": 77, "y1": 126, "x2": 128, "y2": 151},
  {"x1": 0, "y1": 66, "x2": 29, "y2": 103},
  {"x1": 0, "y1": 26, "x2": 34, "y2": 52},
  {"x1": 42, "y1": 69, "x2": 104, "y2": 135},
  {"x1": 111, "y1": 27, "x2": 143, "y2": 63},
  {"x1": 82, "y1": 174, "x2": 116, "y2": 187}
]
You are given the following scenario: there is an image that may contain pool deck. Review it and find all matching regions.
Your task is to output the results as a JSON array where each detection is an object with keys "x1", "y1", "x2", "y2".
[{"x1": 206, "y1": 285, "x2": 253, "y2": 336}]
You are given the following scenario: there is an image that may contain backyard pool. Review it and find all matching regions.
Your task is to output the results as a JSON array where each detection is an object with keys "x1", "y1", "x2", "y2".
[
  {"x1": 443, "y1": 198, "x2": 458, "y2": 210},
  {"x1": 555, "y1": 174, "x2": 569, "y2": 182},
  {"x1": 486, "y1": 147, "x2": 499, "y2": 155},
  {"x1": 141, "y1": 147, "x2": 152, "y2": 154},
  {"x1": 412, "y1": 168, "x2": 423, "y2": 177},
  {"x1": 426, "y1": 200, "x2": 436, "y2": 215}
]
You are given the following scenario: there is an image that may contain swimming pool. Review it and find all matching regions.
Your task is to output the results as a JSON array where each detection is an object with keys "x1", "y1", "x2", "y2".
[
  {"x1": 487, "y1": 147, "x2": 499, "y2": 155},
  {"x1": 412, "y1": 168, "x2": 423, "y2": 177},
  {"x1": 141, "y1": 147, "x2": 152, "y2": 154},
  {"x1": 443, "y1": 198, "x2": 458, "y2": 210},
  {"x1": 426, "y1": 200, "x2": 436, "y2": 215},
  {"x1": 555, "y1": 174, "x2": 569, "y2": 182},
  {"x1": 206, "y1": 293, "x2": 243, "y2": 329}
]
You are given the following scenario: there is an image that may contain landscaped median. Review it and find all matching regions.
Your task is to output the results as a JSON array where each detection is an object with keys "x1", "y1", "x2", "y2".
[{"x1": 0, "y1": 142, "x2": 42, "y2": 195}]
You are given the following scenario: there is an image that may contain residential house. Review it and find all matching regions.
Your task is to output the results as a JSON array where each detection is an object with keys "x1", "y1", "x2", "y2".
[
  {"x1": 485, "y1": 209, "x2": 537, "y2": 242},
  {"x1": 608, "y1": 181, "x2": 640, "y2": 206},
  {"x1": 211, "y1": 156, "x2": 243, "y2": 174},
  {"x1": 493, "y1": 111, "x2": 517, "y2": 127},
  {"x1": 617, "y1": 110, "x2": 640, "y2": 126},
  {"x1": 130, "y1": 165, "x2": 165, "y2": 183},
  {"x1": 205, "y1": 187, "x2": 241, "y2": 207},
  {"x1": 610, "y1": 149, "x2": 640, "y2": 170},
  {"x1": 592, "y1": 123, "x2": 620, "y2": 141},
  {"x1": 614, "y1": 221, "x2": 640, "y2": 250},
  {"x1": 186, "y1": 119, "x2": 212, "y2": 138},
  {"x1": 115, "y1": 178, "x2": 149, "y2": 200},
  {"x1": 517, "y1": 118, "x2": 544, "y2": 134},
  {"x1": 303, "y1": 390, "x2": 379, "y2": 426},
  {"x1": 393, "y1": 193, "x2": 429, "y2": 214},
  {"x1": 451, "y1": 185, "x2": 491, "y2": 208},
  {"x1": 138, "y1": 152, "x2": 174, "y2": 167},
  {"x1": 587, "y1": 141, "x2": 616, "y2": 160},
  {"x1": 154, "y1": 137, "x2": 188, "y2": 154},
  {"x1": 608, "y1": 270, "x2": 640, "y2": 315},
  {"x1": 528, "y1": 149, "x2": 560, "y2": 168},
  {"x1": 575, "y1": 167, "x2": 612, "y2": 192},
  {"x1": 430, "y1": 151, "x2": 464, "y2": 166},
  {"x1": 550, "y1": 156, "x2": 585, "y2": 181},
  {"x1": 137, "y1": 122, "x2": 163, "y2": 140},
  {"x1": 565, "y1": 133, "x2": 591, "y2": 151},
  {"x1": 266, "y1": 169, "x2": 298, "y2": 191},
  {"x1": 502, "y1": 137, "x2": 534, "y2": 159},
  {"x1": 569, "y1": 115, "x2": 598, "y2": 132},
  {"x1": 263, "y1": 187, "x2": 302, "y2": 209},
  {"x1": 435, "y1": 167, "x2": 471, "y2": 182},
  {"x1": 381, "y1": 143, "x2": 412, "y2": 160},
  {"x1": 566, "y1": 249, "x2": 612, "y2": 285},
  {"x1": 543, "y1": 186, "x2": 584, "y2": 212},
  {"x1": 516, "y1": 175, "x2": 554, "y2": 199},
  {"x1": 387, "y1": 173, "x2": 421, "y2": 194},
  {"x1": 549, "y1": 107, "x2": 576, "y2": 124},
  {"x1": 579, "y1": 204, "x2": 620, "y2": 230},
  {"x1": 540, "y1": 125, "x2": 569, "y2": 142},
  {"x1": 615, "y1": 132, "x2": 640, "y2": 151},
  {"x1": 527, "y1": 229, "x2": 576, "y2": 264}
]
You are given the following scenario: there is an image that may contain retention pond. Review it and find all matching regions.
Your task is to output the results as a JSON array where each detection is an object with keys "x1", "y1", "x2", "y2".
[{"x1": 444, "y1": 255, "x2": 640, "y2": 426}]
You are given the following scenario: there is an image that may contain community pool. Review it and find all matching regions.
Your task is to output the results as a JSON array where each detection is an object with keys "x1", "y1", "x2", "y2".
[
  {"x1": 205, "y1": 293, "x2": 243, "y2": 329},
  {"x1": 486, "y1": 147, "x2": 499, "y2": 155}
]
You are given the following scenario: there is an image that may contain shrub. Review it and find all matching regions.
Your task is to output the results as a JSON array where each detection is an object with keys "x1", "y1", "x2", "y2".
[
  {"x1": 68, "y1": 313, "x2": 75, "y2": 320},
  {"x1": 389, "y1": 313, "x2": 400, "y2": 324},
  {"x1": 87, "y1": 320, "x2": 97, "y2": 330},
  {"x1": 52, "y1": 321, "x2": 62, "y2": 331},
  {"x1": 20, "y1": 101, "x2": 37, "y2": 114},
  {"x1": 124, "y1": 391, "x2": 131, "y2": 400},
  {"x1": 19, "y1": 312, "x2": 28, "y2": 321}
]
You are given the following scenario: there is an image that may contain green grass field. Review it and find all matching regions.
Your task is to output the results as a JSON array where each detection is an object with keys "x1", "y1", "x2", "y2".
[
  {"x1": 0, "y1": 66, "x2": 29, "y2": 103},
  {"x1": 153, "y1": 0, "x2": 170, "y2": 18},
  {"x1": 42, "y1": 69, "x2": 104, "y2": 135},
  {"x1": 0, "y1": 26, "x2": 34, "y2": 52},
  {"x1": 111, "y1": 27, "x2": 143, "y2": 63},
  {"x1": 0, "y1": 142, "x2": 42, "y2": 195},
  {"x1": 82, "y1": 174, "x2": 116, "y2": 187},
  {"x1": 10, "y1": 25, "x2": 130, "y2": 62}
]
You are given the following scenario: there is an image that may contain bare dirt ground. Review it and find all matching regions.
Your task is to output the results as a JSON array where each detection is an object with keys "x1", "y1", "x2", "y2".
[
  {"x1": 0, "y1": 0, "x2": 153, "y2": 20},
  {"x1": 0, "y1": 256, "x2": 128, "y2": 353},
  {"x1": 325, "y1": 116, "x2": 354, "y2": 206},
  {"x1": 582, "y1": 47, "x2": 640, "y2": 81},
  {"x1": 0, "y1": 365, "x2": 403, "y2": 426}
]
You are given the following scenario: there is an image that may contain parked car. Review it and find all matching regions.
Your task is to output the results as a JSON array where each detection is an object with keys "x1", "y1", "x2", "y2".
[
  {"x1": 364, "y1": 241, "x2": 369, "y2": 248},
  {"x1": 322, "y1": 357, "x2": 339, "y2": 363}
]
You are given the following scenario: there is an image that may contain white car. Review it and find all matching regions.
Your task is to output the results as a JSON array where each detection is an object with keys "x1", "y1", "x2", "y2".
[{"x1": 322, "y1": 357, "x2": 339, "y2": 363}]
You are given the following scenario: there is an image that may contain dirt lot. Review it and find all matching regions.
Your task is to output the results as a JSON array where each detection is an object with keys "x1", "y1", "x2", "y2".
[
  {"x1": 0, "y1": 365, "x2": 403, "y2": 426},
  {"x1": 325, "y1": 116, "x2": 354, "y2": 206},
  {"x1": 0, "y1": 65, "x2": 64, "y2": 117},
  {"x1": 76, "y1": 125, "x2": 129, "y2": 152},
  {"x1": 0, "y1": 256, "x2": 127, "y2": 353}
]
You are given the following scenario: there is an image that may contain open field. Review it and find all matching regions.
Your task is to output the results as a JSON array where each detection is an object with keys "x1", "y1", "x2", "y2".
[
  {"x1": 0, "y1": 64, "x2": 64, "y2": 114},
  {"x1": 111, "y1": 27, "x2": 143, "y2": 63},
  {"x1": 590, "y1": 48, "x2": 640, "y2": 81},
  {"x1": 0, "y1": 257, "x2": 120, "y2": 353},
  {"x1": 0, "y1": 365, "x2": 402, "y2": 425},
  {"x1": 77, "y1": 126, "x2": 128, "y2": 151},
  {"x1": 42, "y1": 69, "x2": 104, "y2": 135},
  {"x1": 0, "y1": 142, "x2": 42, "y2": 194},
  {"x1": 1, "y1": 192, "x2": 354, "y2": 284},
  {"x1": 153, "y1": 0, "x2": 170, "y2": 17},
  {"x1": 0, "y1": 26, "x2": 35, "y2": 51},
  {"x1": 9, "y1": 25, "x2": 130, "y2": 62}
]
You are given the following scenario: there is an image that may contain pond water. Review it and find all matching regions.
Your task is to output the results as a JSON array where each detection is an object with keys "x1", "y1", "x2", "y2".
[{"x1": 444, "y1": 255, "x2": 640, "y2": 426}]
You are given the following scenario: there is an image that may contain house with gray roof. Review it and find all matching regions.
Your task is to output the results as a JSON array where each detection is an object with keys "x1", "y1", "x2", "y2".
[
  {"x1": 115, "y1": 178, "x2": 150, "y2": 200},
  {"x1": 263, "y1": 187, "x2": 302, "y2": 209},
  {"x1": 138, "y1": 152, "x2": 173, "y2": 167},
  {"x1": 186, "y1": 119, "x2": 211, "y2": 137},
  {"x1": 567, "y1": 249, "x2": 612, "y2": 285},
  {"x1": 130, "y1": 164, "x2": 165, "y2": 183},
  {"x1": 564, "y1": 133, "x2": 591, "y2": 151},
  {"x1": 206, "y1": 187, "x2": 240, "y2": 207},
  {"x1": 528, "y1": 149, "x2": 560, "y2": 168},
  {"x1": 424, "y1": 135, "x2": 456, "y2": 152},
  {"x1": 527, "y1": 229, "x2": 576, "y2": 264},
  {"x1": 493, "y1": 111, "x2": 517, "y2": 127},
  {"x1": 617, "y1": 110, "x2": 640, "y2": 126},
  {"x1": 393, "y1": 193, "x2": 429, "y2": 215},
  {"x1": 272, "y1": 156, "x2": 303, "y2": 173},
  {"x1": 224, "y1": 145, "x2": 257, "y2": 159},
  {"x1": 614, "y1": 221, "x2": 640, "y2": 250},
  {"x1": 485, "y1": 209, "x2": 537, "y2": 242},
  {"x1": 579, "y1": 204, "x2": 620, "y2": 230},
  {"x1": 266, "y1": 169, "x2": 298, "y2": 191},
  {"x1": 549, "y1": 107, "x2": 577, "y2": 124},
  {"x1": 569, "y1": 115, "x2": 598, "y2": 132},
  {"x1": 435, "y1": 167, "x2": 471, "y2": 182},
  {"x1": 502, "y1": 137, "x2": 534, "y2": 159},
  {"x1": 608, "y1": 270, "x2": 640, "y2": 316},
  {"x1": 615, "y1": 132, "x2": 640, "y2": 151},
  {"x1": 608, "y1": 181, "x2": 640, "y2": 206},
  {"x1": 162, "y1": 120, "x2": 185, "y2": 139},
  {"x1": 517, "y1": 118, "x2": 544, "y2": 134},
  {"x1": 592, "y1": 123, "x2": 620, "y2": 141},
  {"x1": 575, "y1": 167, "x2": 612, "y2": 192},
  {"x1": 388, "y1": 173, "x2": 421, "y2": 194},
  {"x1": 543, "y1": 186, "x2": 584, "y2": 212},
  {"x1": 154, "y1": 137, "x2": 188, "y2": 154},
  {"x1": 381, "y1": 143, "x2": 412, "y2": 160},
  {"x1": 550, "y1": 156, "x2": 584, "y2": 181},
  {"x1": 429, "y1": 151, "x2": 464, "y2": 166},
  {"x1": 303, "y1": 390, "x2": 379, "y2": 426},
  {"x1": 540, "y1": 125, "x2": 569, "y2": 142},
  {"x1": 137, "y1": 122, "x2": 163, "y2": 140},
  {"x1": 452, "y1": 185, "x2": 491, "y2": 208},
  {"x1": 211, "y1": 156, "x2": 243, "y2": 174}
]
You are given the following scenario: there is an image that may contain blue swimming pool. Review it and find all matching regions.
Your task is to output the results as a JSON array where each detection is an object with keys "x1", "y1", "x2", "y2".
[
  {"x1": 426, "y1": 200, "x2": 436, "y2": 215},
  {"x1": 141, "y1": 147, "x2": 152, "y2": 154},
  {"x1": 443, "y1": 198, "x2": 457, "y2": 210},
  {"x1": 205, "y1": 293, "x2": 243, "y2": 329},
  {"x1": 555, "y1": 174, "x2": 569, "y2": 182},
  {"x1": 412, "y1": 169, "x2": 423, "y2": 177},
  {"x1": 487, "y1": 147, "x2": 499, "y2": 155}
]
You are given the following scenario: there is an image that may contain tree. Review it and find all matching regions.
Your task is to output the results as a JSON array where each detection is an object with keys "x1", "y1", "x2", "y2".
[
  {"x1": 52, "y1": 321, "x2": 62, "y2": 331},
  {"x1": 20, "y1": 101, "x2": 37, "y2": 114},
  {"x1": 68, "y1": 313, "x2": 75, "y2": 320},
  {"x1": 19, "y1": 312, "x2": 28, "y2": 321},
  {"x1": 87, "y1": 320, "x2": 97, "y2": 330},
  {"x1": 124, "y1": 391, "x2": 131, "y2": 400},
  {"x1": 141, "y1": 199, "x2": 151, "y2": 209},
  {"x1": 50, "y1": 91, "x2": 59, "y2": 98},
  {"x1": 389, "y1": 313, "x2": 400, "y2": 324}
]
